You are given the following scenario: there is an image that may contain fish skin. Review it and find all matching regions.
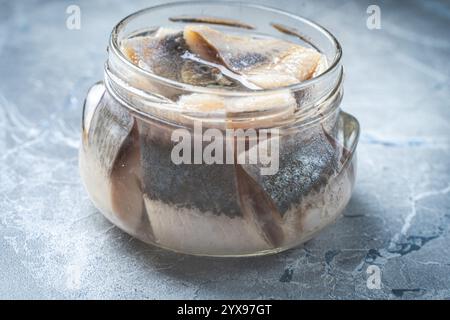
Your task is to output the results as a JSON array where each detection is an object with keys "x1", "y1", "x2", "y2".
[
  {"x1": 169, "y1": 15, "x2": 255, "y2": 30},
  {"x1": 137, "y1": 117, "x2": 243, "y2": 218},
  {"x1": 241, "y1": 129, "x2": 340, "y2": 216},
  {"x1": 88, "y1": 94, "x2": 134, "y2": 176},
  {"x1": 86, "y1": 94, "x2": 152, "y2": 238},
  {"x1": 180, "y1": 60, "x2": 234, "y2": 87},
  {"x1": 137, "y1": 116, "x2": 286, "y2": 247}
]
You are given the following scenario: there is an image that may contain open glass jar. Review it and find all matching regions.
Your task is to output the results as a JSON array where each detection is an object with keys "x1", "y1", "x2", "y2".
[{"x1": 79, "y1": 2, "x2": 360, "y2": 256}]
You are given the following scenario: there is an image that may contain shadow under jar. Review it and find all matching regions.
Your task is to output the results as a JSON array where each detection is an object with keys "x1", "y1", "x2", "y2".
[{"x1": 79, "y1": 1, "x2": 360, "y2": 257}]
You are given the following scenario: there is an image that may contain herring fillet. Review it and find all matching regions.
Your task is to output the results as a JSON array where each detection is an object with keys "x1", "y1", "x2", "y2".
[
  {"x1": 84, "y1": 94, "x2": 152, "y2": 239},
  {"x1": 234, "y1": 164, "x2": 284, "y2": 247},
  {"x1": 174, "y1": 91, "x2": 297, "y2": 247},
  {"x1": 183, "y1": 25, "x2": 323, "y2": 88},
  {"x1": 109, "y1": 121, "x2": 154, "y2": 242},
  {"x1": 137, "y1": 116, "x2": 275, "y2": 252},
  {"x1": 121, "y1": 29, "x2": 242, "y2": 88},
  {"x1": 241, "y1": 130, "x2": 340, "y2": 215}
]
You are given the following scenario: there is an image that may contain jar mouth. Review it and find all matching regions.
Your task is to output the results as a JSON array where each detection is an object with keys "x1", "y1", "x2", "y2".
[{"x1": 109, "y1": 0, "x2": 342, "y2": 97}]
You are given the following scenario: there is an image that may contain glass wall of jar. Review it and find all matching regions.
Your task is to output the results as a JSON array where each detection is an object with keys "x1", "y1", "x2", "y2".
[{"x1": 79, "y1": 2, "x2": 360, "y2": 256}]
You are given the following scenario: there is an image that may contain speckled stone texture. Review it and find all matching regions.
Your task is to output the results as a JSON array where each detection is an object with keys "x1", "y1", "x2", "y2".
[{"x1": 0, "y1": 0, "x2": 449, "y2": 299}]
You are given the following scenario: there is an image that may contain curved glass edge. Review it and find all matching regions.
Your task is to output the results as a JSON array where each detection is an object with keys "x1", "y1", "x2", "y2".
[
  {"x1": 340, "y1": 111, "x2": 360, "y2": 157},
  {"x1": 109, "y1": 0, "x2": 342, "y2": 96}
]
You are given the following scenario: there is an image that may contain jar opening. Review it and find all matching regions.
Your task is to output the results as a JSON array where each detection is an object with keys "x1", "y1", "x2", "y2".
[
  {"x1": 109, "y1": 1, "x2": 342, "y2": 96},
  {"x1": 105, "y1": 1, "x2": 343, "y2": 127}
]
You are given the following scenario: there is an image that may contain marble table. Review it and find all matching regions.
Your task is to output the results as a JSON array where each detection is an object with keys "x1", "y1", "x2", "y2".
[{"x1": 0, "y1": 0, "x2": 449, "y2": 299}]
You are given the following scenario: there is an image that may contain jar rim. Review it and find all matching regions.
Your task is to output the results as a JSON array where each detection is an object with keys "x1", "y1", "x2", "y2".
[{"x1": 109, "y1": 0, "x2": 342, "y2": 97}]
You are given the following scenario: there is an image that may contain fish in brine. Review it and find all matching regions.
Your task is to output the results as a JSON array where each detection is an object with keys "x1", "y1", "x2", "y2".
[
  {"x1": 121, "y1": 28, "x2": 243, "y2": 88},
  {"x1": 81, "y1": 87, "x2": 153, "y2": 241},
  {"x1": 183, "y1": 25, "x2": 324, "y2": 88}
]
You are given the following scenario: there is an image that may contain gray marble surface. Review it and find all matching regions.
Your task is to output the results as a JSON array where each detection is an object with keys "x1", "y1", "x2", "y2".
[{"x1": 0, "y1": 0, "x2": 449, "y2": 299}]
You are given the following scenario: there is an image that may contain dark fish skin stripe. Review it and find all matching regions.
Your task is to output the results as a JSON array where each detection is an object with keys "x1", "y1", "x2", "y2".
[
  {"x1": 110, "y1": 121, "x2": 154, "y2": 242},
  {"x1": 271, "y1": 23, "x2": 320, "y2": 52},
  {"x1": 228, "y1": 53, "x2": 268, "y2": 71},
  {"x1": 88, "y1": 96, "x2": 134, "y2": 176},
  {"x1": 137, "y1": 118, "x2": 243, "y2": 218},
  {"x1": 235, "y1": 164, "x2": 284, "y2": 247},
  {"x1": 169, "y1": 15, "x2": 255, "y2": 30}
]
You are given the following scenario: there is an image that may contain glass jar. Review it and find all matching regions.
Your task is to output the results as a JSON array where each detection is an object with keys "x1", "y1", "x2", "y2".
[{"x1": 79, "y1": 2, "x2": 360, "y2": 256}]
